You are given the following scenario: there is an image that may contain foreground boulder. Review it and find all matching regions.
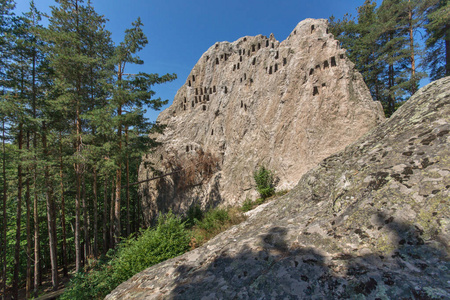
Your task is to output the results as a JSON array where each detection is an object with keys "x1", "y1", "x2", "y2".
[
  {"x1": 139, "y1": 18, "x2": 384, "y2": 224},
  {"x1": 107, "y1": 77, "x2": 450, "y2": 299}
]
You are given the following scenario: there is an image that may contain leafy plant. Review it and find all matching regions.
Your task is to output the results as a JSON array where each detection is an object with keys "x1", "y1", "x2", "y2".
[
  {"x1": 184, "y1": 204, "x2": 204, "y2": 228},
  {"x1": 190, "y1": 207, "x2": 245, "y2": 248},
  {"x1": 61, "y1": 207, "x2": 246, "y2": 299},
  {"x1": 254, "y1": 166, "x2": 275, "y2": 199},
  {"x1": 61, "y1": 211, "x2": 190, "y2": 299},
  {"x1": 241, "y1": 198, "x2": 255, "y2": 212}
]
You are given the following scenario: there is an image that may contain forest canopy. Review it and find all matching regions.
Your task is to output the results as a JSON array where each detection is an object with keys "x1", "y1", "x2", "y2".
[{"x1": 329, "y1": 0, "x2": 449, "y2": 116}]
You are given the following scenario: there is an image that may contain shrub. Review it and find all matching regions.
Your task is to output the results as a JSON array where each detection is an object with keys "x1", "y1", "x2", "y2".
[
  {"x1": 111, "y1": 212, "x2": 190, "y2": 282},
  {"x1": 62, "y1": 208, "x2": 246, "y2": 299},
  {"x1": 190, "y1": 207, "x2": 245, "y2": 248},
  {"x1": 254, "y1": 166, "x2": 275, "y2": 199},
  {"x1": 275, "y1": 189, "x2": 289, "y2": 197},
  {"x1": 195, "y1": 208, "x2": 230, "y2": 231},
  {"x1": 61, "y1": 211, "x2": 190, "y2": 300},
  {"x1": 184, "y1": 204, "x2": 203, "y2": 228},
  {"x1": 241, "y1": 198, "x2": 254, "y2": 212}
]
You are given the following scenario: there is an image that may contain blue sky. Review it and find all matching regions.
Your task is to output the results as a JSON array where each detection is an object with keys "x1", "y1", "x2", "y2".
[{"x1": 15, "y1": 0, "x2": 364, "y2": 121}]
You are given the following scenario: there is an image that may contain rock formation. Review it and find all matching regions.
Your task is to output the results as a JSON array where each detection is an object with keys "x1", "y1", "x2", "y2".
[
  {"x1": 107, "y1": 77, "x2": 450, "y2": 299},
  {"x1": 139, "y1": 18, "x2": 385, "y2": 224}
]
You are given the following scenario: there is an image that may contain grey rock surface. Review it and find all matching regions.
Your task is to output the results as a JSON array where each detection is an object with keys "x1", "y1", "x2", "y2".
[
  {"x1": 107, "y1": 77, "x2": 450, "y2": 299},
  {"x1": 139, "y1": 19, "x2": 384, "y2": 224}
]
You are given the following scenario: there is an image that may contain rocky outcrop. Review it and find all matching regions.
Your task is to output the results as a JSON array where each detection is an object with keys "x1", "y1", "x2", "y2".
[
  {"x1": 107, "y1": 77, "x2": 450, "y2": 299},
  {"x1": 139, "y1": 18, "x2": 385, "y2": 224}
]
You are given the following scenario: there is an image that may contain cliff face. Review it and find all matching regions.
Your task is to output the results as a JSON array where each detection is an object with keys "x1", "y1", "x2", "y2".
[
  {"x1": 139, "y1": 18, "x2": 385, "y2": 224},
  {"x1": 108, "y1": 77, "x2": 450, "y2": 299}
]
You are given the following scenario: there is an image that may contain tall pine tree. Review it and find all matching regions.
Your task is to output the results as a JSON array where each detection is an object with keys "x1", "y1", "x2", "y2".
[
  {"x1": 424, "y1": 0, "x2": 450, "y2": 79},
  {"x1": 111, "y1": 18, "x2": 176, "y2": 245}
]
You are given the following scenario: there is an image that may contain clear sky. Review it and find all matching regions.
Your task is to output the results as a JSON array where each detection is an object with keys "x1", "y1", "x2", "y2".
[{"x1": 14, "y1": 0, "x2": 364, "y2": 122}]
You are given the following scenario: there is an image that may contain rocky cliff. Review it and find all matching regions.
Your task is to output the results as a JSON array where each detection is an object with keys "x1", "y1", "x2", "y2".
[
  {"x1": 107, "y1": 77, "x2": 450, "y2": 299},
  {"x1": 138, "y1": 19, "x2": 385, "y2": 224}
]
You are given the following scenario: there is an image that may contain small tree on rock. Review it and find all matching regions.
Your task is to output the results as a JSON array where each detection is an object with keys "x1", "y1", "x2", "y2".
[{"x1": 254, "y1": 166, "x2": 275, "y2": 200}]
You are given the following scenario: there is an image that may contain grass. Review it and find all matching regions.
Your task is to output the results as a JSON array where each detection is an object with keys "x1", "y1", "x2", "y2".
[
  {"x1": 241, "y1": 189, "x2": 290, "y2": 212},
  {"x1": 188, "y1": 206, "x2": 246, "y2": 248}
]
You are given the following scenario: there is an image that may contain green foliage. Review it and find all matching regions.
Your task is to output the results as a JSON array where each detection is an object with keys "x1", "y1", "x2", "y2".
[
  {"x1": 184, "y1": 204, "x2": 203, "y2": 228},
  {"x1": 189, "y1": 206, "x2": 245, "y2": 248},
  {"x1": 241, "y1": 198, "x2": 254, "y2": 212},
  {"x1": 329, "y1": 0, "x2": 432, "y2": 117},
  {"x1": 111, "y1": 212, "x2": 190, "y2": 282},
  {"x1": 195, "y1": 208, "x2": 230, "y2": 231},
  {"x1": 61, "y1": 207, "x2": 246, "y2": 299},
  {"x1": 61, "y1": 211, "x2": 191, "y2": 299},
  {"x1": 241, "y1": 198, "x2": 265, "y2": 212},
  {"x1": 254, "y1": 166, "x2": 275, "y2": 199},
  {"x1": 424, "y1": 0, "x2": 450, "y2": 80}
]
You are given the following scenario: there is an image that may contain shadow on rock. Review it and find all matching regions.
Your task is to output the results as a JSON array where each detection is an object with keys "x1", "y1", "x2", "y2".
[{"x1": 168, "y1": 215, "x2": 449, "y2": 299}]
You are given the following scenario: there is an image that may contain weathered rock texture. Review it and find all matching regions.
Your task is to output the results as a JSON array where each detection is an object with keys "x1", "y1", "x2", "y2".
[
  {"x1": 139, "y1": 18, "x2": 385, "y2": 223},
  {"x1": 107, "y1": 77, "x2": 450, "y2": 299}
]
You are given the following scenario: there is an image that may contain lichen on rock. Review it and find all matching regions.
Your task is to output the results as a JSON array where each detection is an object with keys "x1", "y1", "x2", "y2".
[{"x1": 107, "y1": 72, "x2": 450, "y2": 299}]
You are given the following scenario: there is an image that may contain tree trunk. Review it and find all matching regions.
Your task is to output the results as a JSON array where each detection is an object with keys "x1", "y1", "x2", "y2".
[
  {"x1": 103, "y1": 176, "x2": 109, "y2": 254},
  {"x1": 125, "y1": 126, "x2": 130, "y2": 236},
  {"x1": 114, "y1": 63, "x2": 123, "y2": 245},
  {"x1": 26, "y1": 132, "x2": 32, "y2": 298},
  {"x1": 32, "y1": 41, "x2": 41, "y2": 296},
  {"x1": 446, "y1": 30, "x2": 449, "y2": 76},
  {"x1": 136, "y1": 187, "x2": 141, "y2": 231},
  {"x1": 59, "y1": 133, "x2": 68, "y2": 277},
  {"x1": 408, "y1": 0, "x2": 417, "y2": 95},
  {"x1": 33, "y1": 139, "x2": 41, "y2": 295},
  {"x1": 388, "y1": 63, "x2": 395, "y2": 115},
  {"x1": 43, "y1": 122, "x2": 59, "y2": 291},
  {"x1": 388, "y1": 32, "x2": 396, "y2": 116},
  {"x1": 2, "y1": 121, "x2": 8, "y2": 299},
  {"x1": 110, "y1": 179, "x2": 115, "y2": 249},
  {"x1": 74, "y1": 0, "x2": 82, "y2": 272},
  {"x1": 75, "y1": 166, "x2": 81, "y2": 271},
  {"x1": 115, "y1": 113, "x2": 122, "y2": 245},
  {"x1": 12, "y1": 123, "x2": 23, "y2": 300},
  {"x1": 93, "y1": 168, "x2": 98, "y2": 258},
  {"x1": 82, "y1": 175, "x2": 90, "y2": 260}
]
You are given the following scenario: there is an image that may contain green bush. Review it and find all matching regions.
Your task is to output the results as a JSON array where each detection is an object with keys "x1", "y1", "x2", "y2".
[
  {"x1": 241, "y1": 198, "x2": 254, "y2": 212},
  {"x1": 61, "y1": 208, "x2": 246, "y2": 299},
  {"x1": 184, "y1": 204, "x2": 204, "y2": 228},
  {"x1": 254, "y1": 166, "x2": 275, "y2": 199},
  {"x1": 195, "y1": 208, "x2": 230, "y2": 231},
  {"x1": 61, "y1": 211, "x2": 191, "y2": 300},
  {"x1": 189, "y1": 207, "x2": 245, "y2": 248}
]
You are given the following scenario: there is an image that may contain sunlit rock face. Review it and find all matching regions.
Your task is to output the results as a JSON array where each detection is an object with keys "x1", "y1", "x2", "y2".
[
  {"x1": 109, "y1": 76, "x2": 450, "y2": 300},
  {"x1": 138, "y1": 18, "x2": 384, "y2": 224}
]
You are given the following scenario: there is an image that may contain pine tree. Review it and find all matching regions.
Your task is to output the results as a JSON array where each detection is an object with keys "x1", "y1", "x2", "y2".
[
  {"x1": 43, "y1": 0, "x2": 114, "y2": 272},
  {"x1": 0, "y1": 1, "x2": 16, "y2": 296},
  {"x1": 330, "y1": 0, "x2": 426, "y2": 116},
  {"x1": 376, "y1": 0, "x2": 410, "y2": 115},
  {"x1": 111, "y1": 18, "x2": 176, "y2": 245},
  {"x1": 356, "y1": 0, "x2": 384, "y2": 102},
  {"x1": 329, "y1": 1, "x2": 385, "y2": 103},
  {"x1": 3, "y1": 6, "x2": 35, "y2": 298},
  {"x1": 424, "y1": 0, "x2": 450, "y2": 79},
  {"x1": 26, "y1": 2, "x2": 46, "y2": 293}
]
